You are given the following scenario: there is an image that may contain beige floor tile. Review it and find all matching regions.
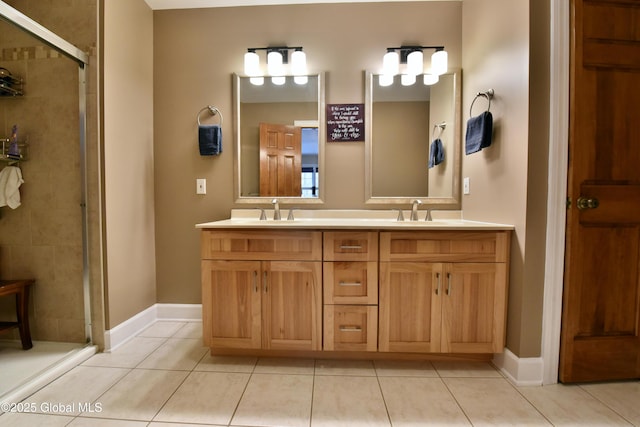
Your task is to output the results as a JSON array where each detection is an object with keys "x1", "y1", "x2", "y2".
[
  {"x1": 0, "y1": 412, "x2": 73, "y2": 426},
  {"x1": 518, "y1": 383, "x2": 631, "y2": 426},
  {"x1": 149, "y1": 423, "x2": 226, "y2": 427},
  {"x1": 67, "y1": 418, "x2": 148, "y2": 426},
  {"x1": 433, "y1": 361, "x2": 502, "y2": 378},
  {"x1": 82, "y1": 337, "x2": 165, "y2": 368},
  {"x1": 380, "y1": 377, "x2": 471, "y2": 426},
  {"x1": 314, "y1": 359, "x2": 376, "y2": 376},
  {"x1": 137, "y1": 338, "x2": 208, "y2": 371},
  {"x1": 137, "y1": 321, "x2": 186, "y2": 338},
  {"x1": 81, "y1": 369, "x2": 188, "y2": 421},
  {"x1": 27, "y1": 366, "x2": 129, "y2": 416},
  {"x1": 374, "y1": 359, "x2": 438, "y2": 377},
  {"x1": 232, "y1": 373, "x2": 313, "y2": 427},
  {"x1": 312, "y1": 375, "x2": 390, "y2": 427},
  {"x1": 444, "y1": 377, "x2": 551, "y2": 426},
  {"x1": 581, "y1": 381, "x2": 640, "y2": 425},
  {"x1": 171, "y1": 322, "x2": 202, "y2": 339},
  {"x1": 253, "y1": 357, "x2": 315, "y2": 375},
  {"x1": 194, "y1": 354, "x2": 257, "y2": 373},
  {"x1": 154, "y1": 371, "x2": 250, "y2": 425}
]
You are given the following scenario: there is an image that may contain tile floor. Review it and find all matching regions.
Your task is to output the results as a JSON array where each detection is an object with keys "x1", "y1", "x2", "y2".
[{"x1": 0, "y1": 320, "x2": 639, "y2": 426}]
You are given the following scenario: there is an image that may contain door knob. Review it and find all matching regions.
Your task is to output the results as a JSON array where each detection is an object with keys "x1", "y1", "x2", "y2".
[{"x1": 577, "y1": 196, "x2": 599, "y2": 210}]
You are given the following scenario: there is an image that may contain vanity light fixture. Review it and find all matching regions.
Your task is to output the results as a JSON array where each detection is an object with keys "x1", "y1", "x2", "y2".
[
  {"x1": 381, "y1": 45, "x2": 448, "y2": 86},
  {"x1": 244, "y1": 46, "x2": 308, "y2": 85}
]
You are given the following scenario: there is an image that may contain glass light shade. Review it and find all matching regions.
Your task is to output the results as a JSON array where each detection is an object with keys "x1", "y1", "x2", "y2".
[
  {"x1": 291, "y1": 50, "x2": 307, "y2": 75},
  {"x1": 244, "y1": 51, "x2": 260, "y2": 76},
  {"x1": 423, "y1": 73, "x2": 439, "y2": 85},
  {"x1": 294, "y1": 75, "x2": 308, "y2": 85},
  {"x1": 407, "y1": 50, "x2": 424, "y2": 75},
  {"x1": 250, "y1": 76, "x2": 264, "y2": 86},
  {"x1": 378, "y1": 74, "x2": 394, "y2": 87},
  {"x1": 267, "y1": 51, "x2": 284, "y2": 76},
  {"x1": 383, "y1": 51, "x2": 399, "y2": 76},
  {"x1": 401, "y1": 73, "x2": 416, "y2": 86},
  {"x1": 271, "y1": 75, "x2": 286, "y2": 85},
  {"x1": 431, "y1": 50, "x2": 448, "y2": 75}
]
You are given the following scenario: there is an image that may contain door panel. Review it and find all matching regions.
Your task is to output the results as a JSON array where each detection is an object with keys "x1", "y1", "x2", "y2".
[
  {"x1": 259, "y1": 122, "x2": 302, "y2": 196},
  {"x1": 561, "y1": 0, "x2": 640, "y2": 382}
]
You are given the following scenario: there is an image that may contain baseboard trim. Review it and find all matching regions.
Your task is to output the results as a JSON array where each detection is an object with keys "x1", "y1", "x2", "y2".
[
  {"x1": 104, "y1": 303, "x2": 202, "y2": 352},
  {"x1": 493, "y1": 348, "x2": 544, "y2": 386}
]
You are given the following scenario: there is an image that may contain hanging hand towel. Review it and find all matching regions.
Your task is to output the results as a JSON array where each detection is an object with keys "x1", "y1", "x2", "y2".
[
  {"x1": 465, "y1": 111, "x2": 493, "y2": 155},
  {"x1": 428, "y1": 138, "x2": 445, "y2": 168},
  {"x1": 0, "y1": 165, "x2": 24, "y2": 209},
  {"x1": 199, "y1": 124, "x2": 222, "y2": 156}
]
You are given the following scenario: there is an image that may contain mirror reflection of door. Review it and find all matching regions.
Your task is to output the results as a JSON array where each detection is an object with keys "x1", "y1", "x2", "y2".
[{"x1": 259, "y1": 122, "x2": 302, "y2": 196}]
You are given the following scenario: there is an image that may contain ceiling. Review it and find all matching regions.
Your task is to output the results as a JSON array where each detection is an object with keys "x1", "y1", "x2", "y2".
[{"x1": 144, "y1": 0, "x2": 449, "y2": 10}]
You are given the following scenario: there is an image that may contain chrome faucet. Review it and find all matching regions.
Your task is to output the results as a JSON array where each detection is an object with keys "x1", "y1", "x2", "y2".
[
  {"x1": 411, "y1": 199, "x2": 422, "y2": 221},
  {"x1": 271, "y1": 198, "x2": 281, "y2": 220}
]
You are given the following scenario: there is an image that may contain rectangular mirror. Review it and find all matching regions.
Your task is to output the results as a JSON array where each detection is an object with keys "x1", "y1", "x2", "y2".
[
  {"x1": 233, "y1": 73, "x2": 325, "y2": 203},
  {"x1": 365, "y1": 70, "x2": 461, "y2": 208}
]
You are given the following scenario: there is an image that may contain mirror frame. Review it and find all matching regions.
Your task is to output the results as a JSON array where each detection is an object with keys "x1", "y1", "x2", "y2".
[
  {"x1": 364, "y1": 70, "x2": 462, "y2": 208},
  {"x1": 233, "y1": 72, "x2": 326, "y2": 204}
]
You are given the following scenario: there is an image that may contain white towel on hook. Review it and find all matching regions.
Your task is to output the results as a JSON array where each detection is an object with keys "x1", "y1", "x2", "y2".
[{"x1": 0, "y1": 165, "x2": 24, "y2": 209}]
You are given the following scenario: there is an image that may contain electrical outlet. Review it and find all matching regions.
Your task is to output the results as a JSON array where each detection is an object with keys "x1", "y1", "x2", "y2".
[
  {"x1": 463, "y1": 177, "x2": 470, "y2": 195},
  {"x1": 196, "y1": 178, "x2": 206, "y2": 195}
]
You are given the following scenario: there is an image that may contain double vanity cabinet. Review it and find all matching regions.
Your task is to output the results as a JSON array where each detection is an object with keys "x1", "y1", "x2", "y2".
[{"x1": 199, "y1": 213, "x2": 512, "y2": 360}]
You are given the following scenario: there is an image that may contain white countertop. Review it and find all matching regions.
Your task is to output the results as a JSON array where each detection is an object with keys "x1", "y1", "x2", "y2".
[{"x1": 196, "y1": 209, "x2": 514, "y2": 231}]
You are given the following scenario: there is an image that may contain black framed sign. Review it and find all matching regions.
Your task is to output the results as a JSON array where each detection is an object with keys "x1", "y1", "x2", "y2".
[{"x1": 326, "y1": 103, "x2": 365, "y2": 142}]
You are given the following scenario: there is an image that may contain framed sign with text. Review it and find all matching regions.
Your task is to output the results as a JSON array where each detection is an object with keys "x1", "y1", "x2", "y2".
[{"x1": 326, "y1": 103, "x2": 365, "y2": 142}]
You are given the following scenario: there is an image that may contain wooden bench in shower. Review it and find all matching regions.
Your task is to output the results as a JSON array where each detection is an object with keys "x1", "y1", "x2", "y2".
[{"x1": 0, "y1": 279, "x2": 34, "y2": 350}]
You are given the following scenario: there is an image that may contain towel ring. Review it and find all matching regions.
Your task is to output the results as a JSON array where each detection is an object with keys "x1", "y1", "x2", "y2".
[
  {"x1": 197, "y1": 105, "x2": 223, "y2": 126},
  {"x1": 469, "y1": 89, "x2": 494, "y2": 117},
  {"x1": 432, "y1": 122, "x2": 446, "y2": 140}
]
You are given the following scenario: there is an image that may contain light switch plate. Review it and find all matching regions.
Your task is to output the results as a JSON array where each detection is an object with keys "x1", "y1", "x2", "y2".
[
  {"x1": 196, "y1": 178, "x2": 206, "y2": 194},
  {"x1": 463, "y1": 177, "x2": 470, "y2": 195}
]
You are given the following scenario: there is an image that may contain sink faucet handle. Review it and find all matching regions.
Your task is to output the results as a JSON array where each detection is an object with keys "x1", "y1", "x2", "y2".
[
  {"x1": 286, "y1": 208, "x2": 297, "y2": 221},
  {"x1": 424, "y1": 209, "x2": 433, "y2": 222},
  {"x1": 257, "y1": 208, "x2": 267, "y2": 221},
  {"x1": 395, "y1": 208, "x2": 405, "y2": 222}
]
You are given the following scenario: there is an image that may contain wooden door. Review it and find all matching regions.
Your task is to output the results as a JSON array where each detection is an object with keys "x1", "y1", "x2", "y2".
[
  {"x1": 560, "y1": 0, "x2": 640, "y2": 382},
  {"x1": 262, "y1": 261, "x2": 322, "y2": 351},
  {"x1": 379, "y1": 262, "x2": 441, "y2": 353},
  {"x1": 441, "y1": 263, "x2": 506, "y2": 353},
  {"x1": 259, "y1": 122, "x2": 302, "y2": 197},
  {"x1": 202, "y1": 260, "x2": 261, "y2": 349}
]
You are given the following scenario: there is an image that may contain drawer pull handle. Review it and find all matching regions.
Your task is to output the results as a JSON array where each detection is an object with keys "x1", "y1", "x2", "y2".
[
  {"x1": 339, "y1": 326, "x2": 362, "y2": 332},
  {"x1": 340, "y1": 245, "x2": 362, "y2": 250},
  {"x1": 339, "y1": 281, "x2": 362, "y2": 287}
]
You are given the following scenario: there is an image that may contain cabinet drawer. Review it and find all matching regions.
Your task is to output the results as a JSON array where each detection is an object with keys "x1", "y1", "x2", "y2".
[
  {"x1": 324, "y1": 305, "x2": 378, "y2": 352},
  {"x1": 324, "y1": 261, "x2": 378, "y2": 304},
  {"x1": 201, "y1": 230, "x2": 322, "y2": 261},
  {"x1": 380, "y1": 231, "x2": 510, "y2": 263},
  {"x1": 323, "y1": 231, "x2": 379, "y2": 261}
]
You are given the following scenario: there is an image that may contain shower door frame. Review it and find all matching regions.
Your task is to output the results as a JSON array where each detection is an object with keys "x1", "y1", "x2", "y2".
[{"x1": 0, "y1": 1, "x2": 93, "y2": 344}]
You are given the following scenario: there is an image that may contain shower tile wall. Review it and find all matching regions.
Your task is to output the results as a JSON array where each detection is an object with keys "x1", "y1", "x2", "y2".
[{"x1": 0, "y1": 1, "x2": 99, "y2": 344}]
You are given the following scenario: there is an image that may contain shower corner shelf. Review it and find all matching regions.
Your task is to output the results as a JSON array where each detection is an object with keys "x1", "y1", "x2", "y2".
[
  {"x1": 1, "y1": 138, "x2": 28, "y2": 164},
  {"x1": 0, "y1": 68, "x2": 24, "y2": 97}
]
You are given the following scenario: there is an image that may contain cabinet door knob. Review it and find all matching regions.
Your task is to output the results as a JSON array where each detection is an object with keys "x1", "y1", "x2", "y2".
[{"x1": 576, "y1": 196, "x2": 599, "y2": 210}]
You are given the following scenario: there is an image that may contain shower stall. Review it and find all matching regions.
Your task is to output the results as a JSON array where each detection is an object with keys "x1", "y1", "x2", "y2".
[{"x1": 0, "y1": 0, "x2": 101, "y2": 400}]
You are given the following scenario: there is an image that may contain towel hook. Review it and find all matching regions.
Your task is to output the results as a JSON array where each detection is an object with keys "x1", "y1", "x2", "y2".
[
  {"x1": 197, "y1": 105, "x2": 223, "y2": 126},
  {"x1": 432, "y1": 122, "x2": 446, "y2": 140},
  {"x1": 469, "y1": 89, "x2": 494, "y2": 117}
]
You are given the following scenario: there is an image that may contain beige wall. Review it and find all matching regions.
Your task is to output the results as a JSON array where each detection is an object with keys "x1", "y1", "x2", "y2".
[
  {"x1": 103, "y1": 0, "x2": 156, "y2": 328},
  {"x1": 153, "y1": 2, "x2": 463, "y2": 303},
  {"x1": 0, "y1": 0, "x2": 101, "y2": 344},
  {"x1": 462, "y1": 0, "x2": 549, "y2": 358}
]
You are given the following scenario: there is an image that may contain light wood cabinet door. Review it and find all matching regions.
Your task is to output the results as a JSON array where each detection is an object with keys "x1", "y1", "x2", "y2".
[
  {"x1": 202, "y1": 260, "x2": 262, "y2": 349},
  {"x1": 441, "y1": 263, "x2": 507, "y2": 353},
  {"x1": 263, "y1": 261, "x2": 322, "y2": 351},
  {"x1": 324, "y1": 261, "x2": 378, "y2": 305},
  {"x1": 324, "y1": 305, "x2": 378, "y2": 352},
  {"x1": 379, "y1": 262, "x2": 441, "y2": 353}
]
